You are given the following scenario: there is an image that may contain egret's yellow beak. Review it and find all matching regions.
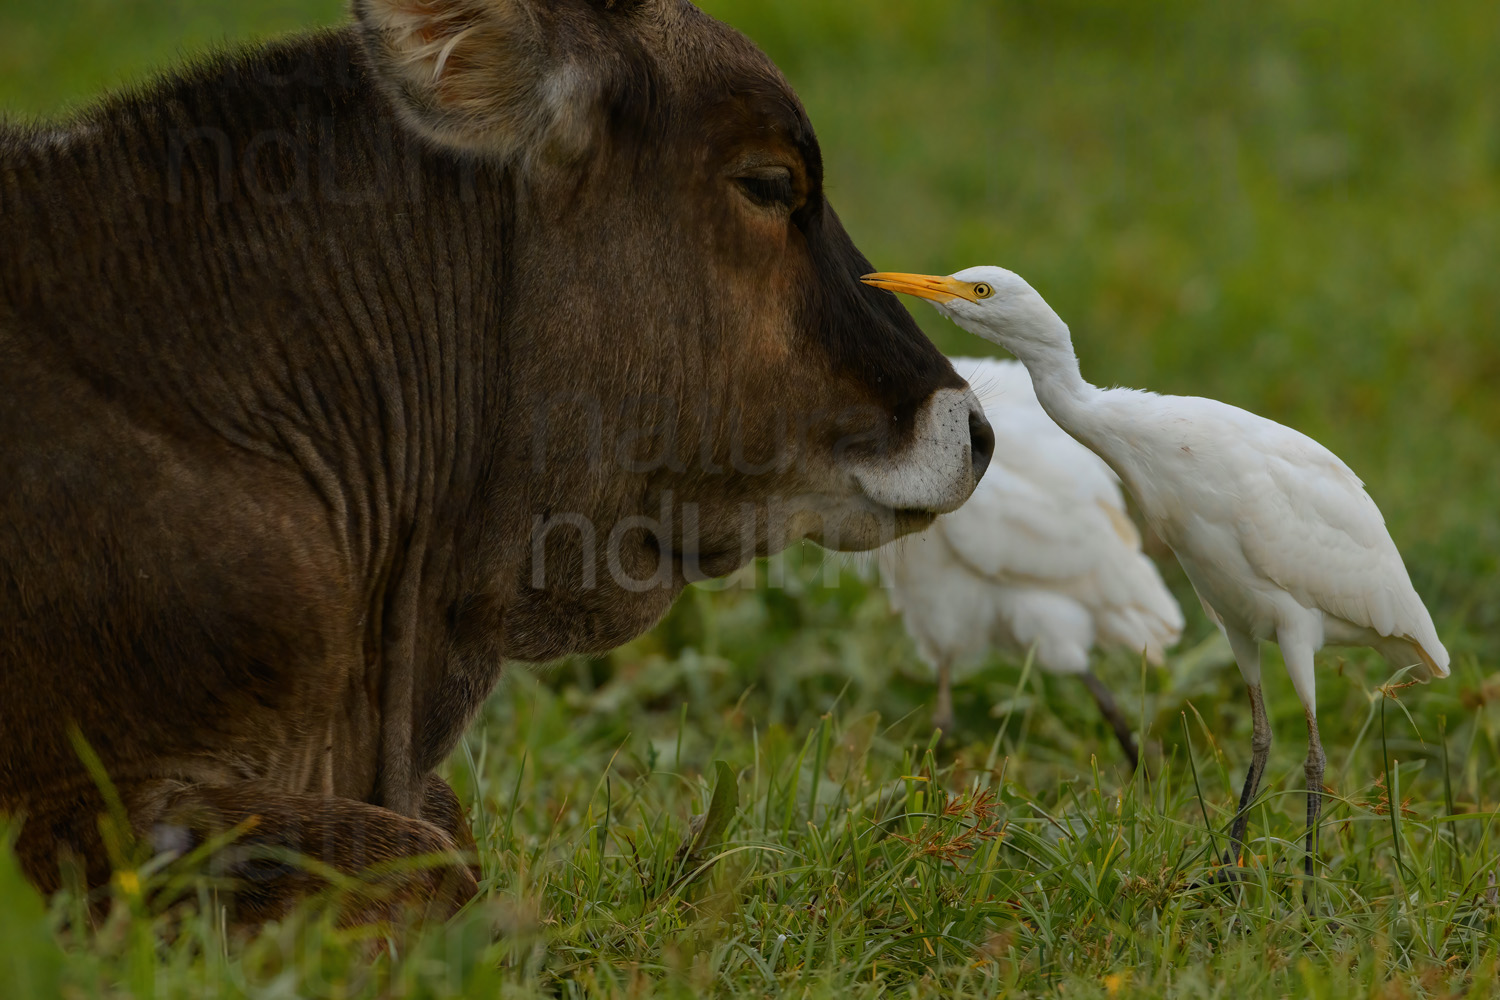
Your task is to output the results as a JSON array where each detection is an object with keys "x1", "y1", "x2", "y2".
[{"x1": 861, "y1": 272, "x2": 978, "y2": 304}]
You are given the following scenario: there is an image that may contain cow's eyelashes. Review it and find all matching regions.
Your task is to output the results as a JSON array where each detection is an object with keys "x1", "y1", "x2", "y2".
[{"x1": 735, "y1": 170, "x2": 797, "y2": 210}]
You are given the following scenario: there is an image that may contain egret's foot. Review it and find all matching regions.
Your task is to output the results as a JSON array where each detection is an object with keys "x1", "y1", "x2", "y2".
[
  {"x1": 931, "y1": 702, "x2": 955, "y2": 738},
  {"x1": 932, "y1": 662, "x2": 955, "y2": 739},
  {"x1": 1080, "y1": 671, "x2": 1141, "y2": 771},
  {"x1": 1134, "y1": 738, "x2": 1163, "y2": 776},
  {"x1": 1186, "y1": 858, "x2": 1248, "y2": 891},
  {"x1": 1212, "y1": 848, "x2": 1258, "y2": 883}
]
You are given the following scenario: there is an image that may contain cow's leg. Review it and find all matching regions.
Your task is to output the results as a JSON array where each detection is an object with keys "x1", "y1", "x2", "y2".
[{"x1": 147, "y1": 781, "x2": 479, "y2": 926}]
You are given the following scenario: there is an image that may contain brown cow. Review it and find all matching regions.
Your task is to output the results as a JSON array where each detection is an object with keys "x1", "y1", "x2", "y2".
[{"x1": 0, "y1": 0, "x2": 992, "y2": 922}]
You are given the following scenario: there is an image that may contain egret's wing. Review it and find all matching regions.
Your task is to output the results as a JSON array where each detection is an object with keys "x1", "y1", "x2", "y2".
[
  {"x1": 937, "y1": 374, "x2": 1123, "y2": 584},
  {"x1": 935, "y1": 361, "x2": 1185, "y2": 662},
  {"x1": 1229, "y1": 421, "x2": 1445, "y2": 667},
  {"x1": 1090, "y1": 549, "x2": 1186, "y2": 664},
  {"x1": 950, "y1": 356, "x2": 1041, "y2": 414},
  {"x1": 879, "y1": 522, "x2": 1002, "y2": 669}
]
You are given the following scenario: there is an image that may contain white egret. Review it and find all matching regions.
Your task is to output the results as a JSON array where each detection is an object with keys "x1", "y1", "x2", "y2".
[
  {"x1": 863, "y1": 266, "x2": 1449, "y2": 877},
  {"x1": 880, "y1": 356, "x2": 1183, "y2": 765}
]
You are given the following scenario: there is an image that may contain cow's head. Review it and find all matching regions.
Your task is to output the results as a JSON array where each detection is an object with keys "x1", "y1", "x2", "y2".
[{"x1": 354, "y1": 0, "x2": 991, "y2": 653}]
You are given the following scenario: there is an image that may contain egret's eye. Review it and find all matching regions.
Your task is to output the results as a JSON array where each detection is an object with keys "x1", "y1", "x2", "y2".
[{"x1": 973, "y1": 282, "x2": 994, "y2": 299}]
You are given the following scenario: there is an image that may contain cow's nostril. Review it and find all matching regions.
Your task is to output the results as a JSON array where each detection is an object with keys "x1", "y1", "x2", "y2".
[{"x1": 968, "y1": 404, "x2": 994, "y2": 484}]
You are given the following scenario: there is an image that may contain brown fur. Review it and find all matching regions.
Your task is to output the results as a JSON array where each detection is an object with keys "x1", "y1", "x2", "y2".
[{"x1": 0, "y1": 0, "x2": 980, "y2": 923}]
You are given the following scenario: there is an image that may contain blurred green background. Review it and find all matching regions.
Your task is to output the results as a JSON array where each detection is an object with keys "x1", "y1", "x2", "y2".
[{"x1": 4, "y1": 2, "x2": 1499, "y2": 995}]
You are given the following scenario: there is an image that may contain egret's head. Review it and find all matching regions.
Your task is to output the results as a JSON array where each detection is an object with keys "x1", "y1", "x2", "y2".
[{"x1": 860, "y1": 266, "x2": 1070, "y2": 361}]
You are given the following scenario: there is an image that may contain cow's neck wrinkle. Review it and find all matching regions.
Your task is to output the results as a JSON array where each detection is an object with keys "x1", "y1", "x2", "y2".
[
  {"x1": 0, "y1": 30, "x2": 520, "y2": 809},
  {"x1": 0, "y1": 29, "x2": 512, "y2": 594}
]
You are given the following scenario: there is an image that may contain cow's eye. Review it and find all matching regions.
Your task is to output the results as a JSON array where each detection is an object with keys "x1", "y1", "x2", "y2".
[{"x1": 735, "y1": 168, "x2": 797, "y2": 210}]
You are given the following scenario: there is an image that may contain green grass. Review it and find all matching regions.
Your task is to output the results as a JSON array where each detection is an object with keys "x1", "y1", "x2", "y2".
[{"x1": 2, "y1": 0, "x2": 1498, "y2": 996}]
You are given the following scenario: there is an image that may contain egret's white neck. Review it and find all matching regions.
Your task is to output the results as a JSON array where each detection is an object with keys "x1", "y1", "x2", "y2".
[
  {"x1": 978, "y1": 306, "x2": 1102, "y2": 437},
  {"x1": 968, "y1": 297, "x2": 1146, "y2": 506}
]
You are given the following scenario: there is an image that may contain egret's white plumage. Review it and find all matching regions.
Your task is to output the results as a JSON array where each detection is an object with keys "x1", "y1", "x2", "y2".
[
  {"x1": 880, "y1": 356, "x2": 1183, "y2": 759},
  {"x1": 864, "y1": 265, "x2": 1448, "y2": 877}
]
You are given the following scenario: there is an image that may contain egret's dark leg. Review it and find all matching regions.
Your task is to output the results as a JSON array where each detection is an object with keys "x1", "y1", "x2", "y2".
[
  {"x1": 1303, "y1": 708, "x2": 1327, "y2": 880},
  {"x1": 1081, "y1": 670, "x2": 1139, "y2": 770},
  {"x1": 933, "y1": 657, "x2": 955, "y2": 734},
  {"x1": 1276, "y1": 622, "x2": 1323, "y2": 889},
  {"x1": 1220, "y1": 626, "x2": 1266, "y2": 875},
  {"x1": 1225, "y1": 682, "x2": 1272, "y2": 867}
]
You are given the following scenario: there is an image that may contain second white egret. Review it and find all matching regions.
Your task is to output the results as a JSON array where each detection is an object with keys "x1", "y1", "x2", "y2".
[{"x1": 880, "y1": 355, "x2": 1183, "y2": 764}]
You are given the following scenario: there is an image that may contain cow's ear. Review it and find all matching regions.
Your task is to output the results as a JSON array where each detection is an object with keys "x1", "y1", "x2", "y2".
[{"x1": 353, "y1": 0, "x2": 638, "y2": 161}]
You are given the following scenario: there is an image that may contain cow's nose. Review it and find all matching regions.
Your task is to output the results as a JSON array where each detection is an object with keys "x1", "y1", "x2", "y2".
[{"x1": 968, "y1": 398, "x2": 994, "y2": 484}]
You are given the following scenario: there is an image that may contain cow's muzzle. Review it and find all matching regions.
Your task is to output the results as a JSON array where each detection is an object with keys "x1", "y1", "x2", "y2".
[{"x1": 847, "y1": 387, "x2": 991, "y2": 515}]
